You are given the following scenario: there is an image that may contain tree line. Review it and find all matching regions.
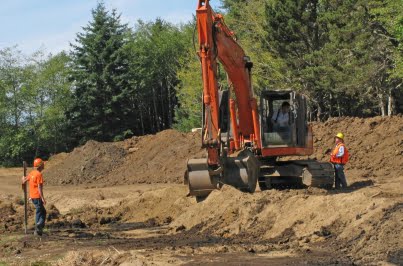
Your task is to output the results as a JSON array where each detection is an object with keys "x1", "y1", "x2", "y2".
[
  {"x1": 0, "y1": 0, "x2": 402, "y2": 166},
  {"x1": 219, "y1": 0, "x2": 402, "y2": 119}
]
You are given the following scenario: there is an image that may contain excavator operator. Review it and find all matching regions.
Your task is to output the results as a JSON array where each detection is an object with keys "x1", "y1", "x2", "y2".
[{"x1": 271, "y1": 101, "x2": 291, "y2": 131}]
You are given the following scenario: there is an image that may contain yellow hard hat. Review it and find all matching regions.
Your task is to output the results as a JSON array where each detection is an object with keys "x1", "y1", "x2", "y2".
[{"x1": 335, "y1": 132, "x2": 344, "y2": 140}]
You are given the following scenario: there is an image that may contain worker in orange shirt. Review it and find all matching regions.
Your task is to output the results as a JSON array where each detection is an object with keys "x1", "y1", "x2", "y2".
[
  {"x1": 329, "y1": 133, "x2": 349, "y2": 189},
  {"x1": 22, "y1": 158, "x2": 47, "y2": 236}
]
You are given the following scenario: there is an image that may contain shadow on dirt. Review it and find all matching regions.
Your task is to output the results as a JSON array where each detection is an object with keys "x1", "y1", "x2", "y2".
[
  {"x1": 349, "y1": 179, "x2": 374, "y2": 189},
  {"x1": 327, "y1": 179, "x2": 374, "y2": 194}
]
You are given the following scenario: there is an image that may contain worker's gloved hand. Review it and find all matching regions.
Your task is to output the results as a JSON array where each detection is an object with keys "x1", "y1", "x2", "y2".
[{"x1": 325, "y1": 148, "x2": 331, "y2": 155}]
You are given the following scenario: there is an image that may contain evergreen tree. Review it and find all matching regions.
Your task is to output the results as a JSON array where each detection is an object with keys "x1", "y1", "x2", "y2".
[{"x1": 67, "y1": 2, "x2": 131, "y2": 145}]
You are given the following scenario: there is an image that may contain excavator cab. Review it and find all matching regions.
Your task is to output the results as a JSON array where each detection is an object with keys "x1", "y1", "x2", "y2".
[{"x1": 260, "y1": 90, "x2": 309, "y2": 151}]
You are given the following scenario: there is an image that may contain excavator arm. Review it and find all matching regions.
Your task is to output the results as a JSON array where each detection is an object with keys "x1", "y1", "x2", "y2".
[
  {"x1": 185, "y1": 0, "x2": 261, "y2": 199},
  {"x1": 196, "y1": 0, "x2": 261, "y2": 161}
]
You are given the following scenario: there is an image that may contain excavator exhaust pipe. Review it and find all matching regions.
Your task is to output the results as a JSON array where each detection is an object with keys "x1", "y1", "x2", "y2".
[{"x1": 185, "y1": 151, "x2": 260, "y2": 199}]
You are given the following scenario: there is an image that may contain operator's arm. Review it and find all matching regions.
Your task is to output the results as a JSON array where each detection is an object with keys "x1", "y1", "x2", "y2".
[
  {"x1": 38, "y1": 184, "x2": 46, "y2": 205},
  {"x1": 271, "y1": 110, "x2": 278, "y2": 124},
  {"x1": 336, "y1": 146, "x2": 344, "y2": 157}
]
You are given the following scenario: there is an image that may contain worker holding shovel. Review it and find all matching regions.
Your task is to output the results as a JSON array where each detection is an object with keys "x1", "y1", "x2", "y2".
[{"x1": 21, "y1": 158, "x2": 47, "y2": 236}]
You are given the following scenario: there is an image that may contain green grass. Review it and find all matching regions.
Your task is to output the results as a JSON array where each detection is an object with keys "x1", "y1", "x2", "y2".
[{"x1": 0, "y1": 261, "x2": 8, "y2": 266}]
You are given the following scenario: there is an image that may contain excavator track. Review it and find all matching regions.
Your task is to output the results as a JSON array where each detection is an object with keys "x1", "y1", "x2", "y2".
[
  {"x1": 258, "y1": 160, "x2": 334, "y2": 190},
  {"x1": 298, "y1": 160, "x2": 335, "y2": 189}
]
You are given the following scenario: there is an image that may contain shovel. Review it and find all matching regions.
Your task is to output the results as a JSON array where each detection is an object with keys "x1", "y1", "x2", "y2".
[{"x1": 22, "y1": 161, "x2": 28, "y2": 234}]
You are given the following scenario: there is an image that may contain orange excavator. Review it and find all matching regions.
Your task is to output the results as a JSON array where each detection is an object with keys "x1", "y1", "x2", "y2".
[{"x1": 185, "y1": 0, "x2": 334, "y2": 200}]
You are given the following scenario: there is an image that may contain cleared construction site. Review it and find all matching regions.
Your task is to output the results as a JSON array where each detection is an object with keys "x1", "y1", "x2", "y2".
[{"x1": 0, "y1": 116, "x2": 402, "y2": 265}]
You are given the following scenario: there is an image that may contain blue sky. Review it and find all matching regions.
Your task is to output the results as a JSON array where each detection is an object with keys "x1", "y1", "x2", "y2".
[{"x1": 0, "y1": 0, "x2": 221, "y2": 55}]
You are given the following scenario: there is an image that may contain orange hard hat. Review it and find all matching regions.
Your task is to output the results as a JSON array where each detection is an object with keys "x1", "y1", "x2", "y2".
[{"x1": 33, "y1": 158, "x2": 44, "y2": 167}]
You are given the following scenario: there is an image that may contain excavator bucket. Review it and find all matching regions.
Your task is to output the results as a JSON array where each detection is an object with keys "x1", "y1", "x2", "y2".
[
  {"x1": 185, "y1": 151, "x2": 260, "y2": 199},
  {"x1": 222, "y1": 151, "x2": 260, "y2": 192},
  {"x1": 185, "y1": 158, "x2": 221, "y2": 197}
]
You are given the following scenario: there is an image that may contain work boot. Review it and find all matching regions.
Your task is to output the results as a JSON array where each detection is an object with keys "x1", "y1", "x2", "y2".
[{"x1": 35, "y1": 224, "x2": 43, "y2": 236}]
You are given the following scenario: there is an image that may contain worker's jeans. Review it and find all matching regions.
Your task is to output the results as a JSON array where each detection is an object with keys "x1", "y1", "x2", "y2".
[
  {"x1": 32, "y1": 198, "x2": 46, "y2": 232},
  {"x1": 334, "y1": 164, "x2": 347, "y2": 189}
]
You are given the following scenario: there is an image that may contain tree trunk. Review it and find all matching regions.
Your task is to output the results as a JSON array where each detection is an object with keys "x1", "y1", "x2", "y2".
[
  {"x1": 167, "y1": 85, "x2": 172, "y2": 127},
  {"x1": 337, "y1": 99, "x2": 341, "y2": 117},
  {"x1": 387, "y1": 91, "x2": 394, "y2": 116},
  {"x1": 317, "y1": 105, "x2": 322, "y2": 122},
  {"x1": 307, "y1": 104, "x2": 312, "y2": 122},
  {"x1": 152, "y1": 87, "x2": 160, "y2": 132},
  {"x1": 148, "y1": 106, "x2": 155, "y2": 133},
  {"x1": 379, "y1": 93, "x2": 386, "y2": 117},
  {"x1": 159, "y1": 81, "x2": 166, "y2": 129},
  {"x1": 139, "y1": 106, "x2": 145, "y2": 135},
  {"x1": 13, "y1": 84, "x2": 19, "y2": 128}
]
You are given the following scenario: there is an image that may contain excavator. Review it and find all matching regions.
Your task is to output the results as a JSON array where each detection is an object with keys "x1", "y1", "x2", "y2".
[{"x1": 185, "y1": 0, "x2": 334, "y2": 200}]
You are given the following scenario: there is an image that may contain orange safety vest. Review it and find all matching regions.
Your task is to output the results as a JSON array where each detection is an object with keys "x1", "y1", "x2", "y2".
[{"x1": 330, "y1": 142, "x2": 349, "y2": 164}]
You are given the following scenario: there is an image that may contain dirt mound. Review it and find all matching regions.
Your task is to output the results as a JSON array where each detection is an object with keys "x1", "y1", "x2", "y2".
[
  {"x1": 45, "y1": 116, "x2": 402, "y2": 186},
  {"x1": 308, "y1": 116, "x2": 403, "y2": 184},
  {"x1": 0, "y1": 194, "x2": 65, "y2": 235},
  {"x1": 44, "y1": 129, "x2": 203, "y2": 185},
  {"x1": 0, "y1": 196, "x2": 26, "y2": 233},
  {"x1": 54, "y1": 250, "x2": 130, "y2": 266},
  {"x1": 167, "y1": 186, "x2": 401, "y2": 262},
  {"x1": 109, "y1": 129, "x2": 204, "y2": 184},
  {"x1": 47, "y1": 184, "x2": 401, "y2": 264},
  {"x1": 44, "y1": 140, "x2": 127, "y2": 185}
]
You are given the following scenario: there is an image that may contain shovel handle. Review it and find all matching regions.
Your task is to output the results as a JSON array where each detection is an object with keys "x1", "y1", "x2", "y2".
[{"x1": 23, "y1": 161, "x2": 27, "y2": 234}]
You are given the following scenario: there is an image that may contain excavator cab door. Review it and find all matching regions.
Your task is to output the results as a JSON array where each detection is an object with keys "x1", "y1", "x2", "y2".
[
  {"x1": 260, "y1": 90, "x2": 297, "y2": 147},
  {"x1": 295, "y1": 93, "x2": 308, "y2": 147},
  {"x1": 260, "y1": 90, "x2": 310, "y2": 148}
]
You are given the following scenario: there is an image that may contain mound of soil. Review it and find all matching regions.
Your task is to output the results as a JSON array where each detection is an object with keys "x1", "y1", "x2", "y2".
[
  {"x1": 45, "y1": 183, "x2": 401, "y2": 264},
  {"x1": 309, "y1": 116, "x2": 403, "y2": 183},
  {"x1": 44, "y1": 140, "x2": 127, "y2": 185},
  {"x1": 0, "y1": 195, "x2": 62, "y2": 234},
  {"x1": 109, "y1": 129, "x2": 204, "y2": 185},
  {"x1": 44, "y1": 130, "x2": 203, "y2": 185},
  {"x1": 44, "y1": 116, "x2": 402, "y2": 186},
  {"x1": 0, "y1": 196, "x2": 25, "y2": 233}
]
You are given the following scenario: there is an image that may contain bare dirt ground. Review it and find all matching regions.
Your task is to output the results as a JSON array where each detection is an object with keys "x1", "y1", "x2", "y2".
[{"x1": 0, "y1": 116, "x2": 402, "y2": 265}]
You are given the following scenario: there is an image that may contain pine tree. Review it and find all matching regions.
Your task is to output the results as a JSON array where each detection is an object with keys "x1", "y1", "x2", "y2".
[{"x1": 67, "y1": 2, "x2": 131, "y2": 145}]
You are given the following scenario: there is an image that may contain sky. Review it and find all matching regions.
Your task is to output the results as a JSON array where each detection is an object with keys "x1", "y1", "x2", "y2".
[{"x1": 0, "y1": 0, "x2": 221, "y2": 55}]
